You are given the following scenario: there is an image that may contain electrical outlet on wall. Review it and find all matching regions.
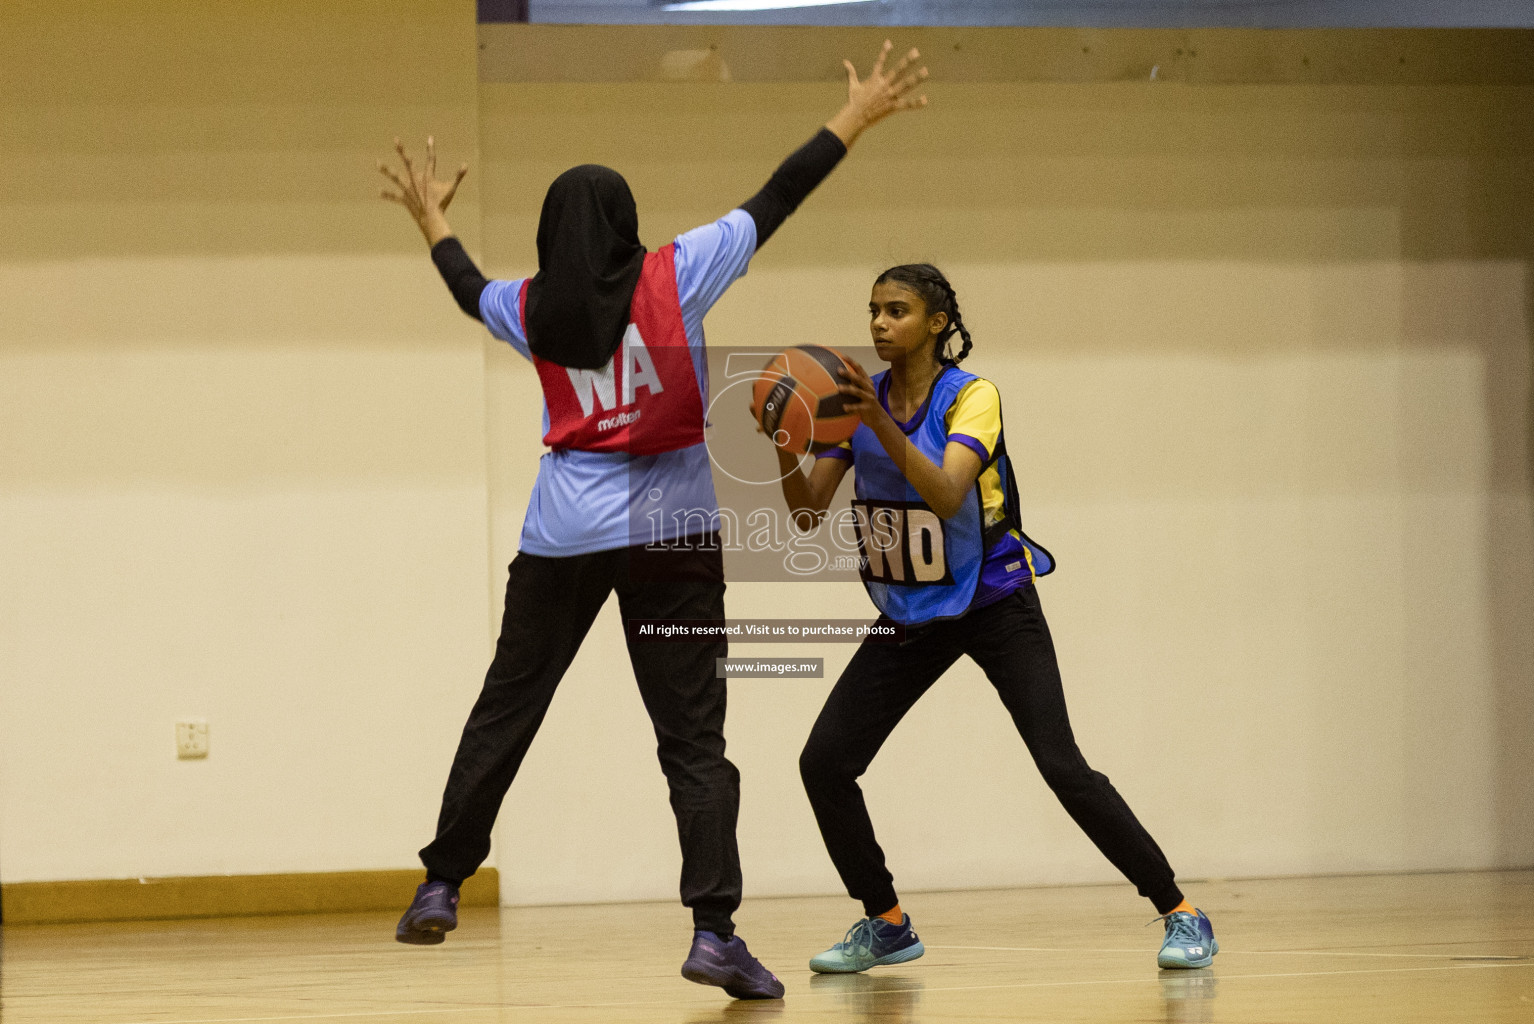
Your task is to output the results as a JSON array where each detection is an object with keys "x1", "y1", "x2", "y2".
[{"x1": 176, "y1": 720, "x2": 209, "y2": 760}]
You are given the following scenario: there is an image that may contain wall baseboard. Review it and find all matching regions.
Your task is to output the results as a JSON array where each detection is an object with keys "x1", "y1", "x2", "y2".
[{"x1": 0, "y1": 869, "x2": 499, "y2": 925}]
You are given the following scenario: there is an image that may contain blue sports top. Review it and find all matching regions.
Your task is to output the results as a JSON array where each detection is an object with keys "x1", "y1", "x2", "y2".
[
  {"x1": 838, "y1": 364, "x2": 1055, "y2": 625},
  {"x1": 478, "y1": 209, "x2": 757, "y2": 556}
]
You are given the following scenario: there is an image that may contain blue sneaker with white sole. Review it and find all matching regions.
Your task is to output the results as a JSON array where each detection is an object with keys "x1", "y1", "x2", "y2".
[
  {"x1": 809, "y1": 914, "x2": 925, "y2": 974},
  {"x1": 1157, "y1": 909, "x2": 1218, "y2": 969}
]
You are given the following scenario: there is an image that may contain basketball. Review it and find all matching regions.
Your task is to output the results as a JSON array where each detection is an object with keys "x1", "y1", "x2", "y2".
[{"x1": 750, "y1": 345, "x2": 861, "y2": 455}]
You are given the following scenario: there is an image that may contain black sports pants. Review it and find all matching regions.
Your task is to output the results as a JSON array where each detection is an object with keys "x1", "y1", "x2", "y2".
[
  {"x1": 420, "y1": 539, "x2": 741, "y2": 935},
  {"x1": 799, "y1": 584, "x2": 1184, "y2": 918}
]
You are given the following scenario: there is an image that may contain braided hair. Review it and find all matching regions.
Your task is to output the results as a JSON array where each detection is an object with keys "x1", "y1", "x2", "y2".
[{"x1": 873, "y1": 263, "x2": 973, "y2": 365}]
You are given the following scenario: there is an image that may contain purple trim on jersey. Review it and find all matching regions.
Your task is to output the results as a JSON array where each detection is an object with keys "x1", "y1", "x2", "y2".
[
  {"x1": 971, "y1": 530, "x2": 1033, "y2": 609},
  {"x1": 814, "y1": 446, "x2": 853, "y2": 461},
  {"x1": 878, "y1": 371, "x2": 943, "y2": 434},
  {"x1": 948, "y1": 432, "x2": 989, "y2": 463}
]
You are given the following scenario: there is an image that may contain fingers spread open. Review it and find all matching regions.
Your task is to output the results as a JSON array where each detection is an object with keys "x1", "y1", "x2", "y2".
[
  {"x1": 871, "y1": 38, "x2": 892, "y2": 76},
  {"x1": 896, "y1": 67, "x2": 927, "y2": 96},
  {"x1": 377, "y1": 162, "x2": 407, "y2": 192},
  {"x1": 888, "y1": 46, "x2": 919, "y2": 80},
  {"x1": 439, "y1": 164, "x2": 469, "y2": 210}
]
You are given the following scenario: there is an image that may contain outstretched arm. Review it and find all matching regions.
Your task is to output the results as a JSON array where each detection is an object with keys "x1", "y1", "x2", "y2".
[
  {"x1": 741, "y1": 40, "x2": 929, "y2": 248},
  {"x1": 379, "y1": 137, "x2": 486, "y2": 321}
]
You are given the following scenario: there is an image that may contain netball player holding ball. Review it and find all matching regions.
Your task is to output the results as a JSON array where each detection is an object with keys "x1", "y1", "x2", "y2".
[
  {"x1": 378, "y1": 42, "x2": 928, "y2": 1000},
  {"x1": 764, "y1": 265, "x2": 1217, "y2": 973}
]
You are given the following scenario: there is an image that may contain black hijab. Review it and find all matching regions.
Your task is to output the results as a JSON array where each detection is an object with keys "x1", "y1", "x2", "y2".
[{"x1": 525, "y1": 165, "x2": 646, "y2": 370}]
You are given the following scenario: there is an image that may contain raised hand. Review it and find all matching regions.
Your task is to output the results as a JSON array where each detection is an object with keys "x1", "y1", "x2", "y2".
[
  {"x1": 379, "y1": 136, "x2": 468, "y2": 245},
  {"x1": 827, "y1": 40, "x2": 929, "y2": 146}
]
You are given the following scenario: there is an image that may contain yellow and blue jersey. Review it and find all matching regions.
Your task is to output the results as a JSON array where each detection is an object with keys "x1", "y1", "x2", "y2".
[{"x1": 819, "y1": 366, "x2": 1054, "y2": 623}]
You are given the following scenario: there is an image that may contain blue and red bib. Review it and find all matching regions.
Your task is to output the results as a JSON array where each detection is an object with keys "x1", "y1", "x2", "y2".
[{"x1": 520, "y1": 245, "x2": 705, "y2": 456}]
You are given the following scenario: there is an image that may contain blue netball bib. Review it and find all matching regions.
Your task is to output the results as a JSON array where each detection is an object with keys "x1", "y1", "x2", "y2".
[{"x1": 849, "y1": 366, "x2": 1053, "y2": 626}]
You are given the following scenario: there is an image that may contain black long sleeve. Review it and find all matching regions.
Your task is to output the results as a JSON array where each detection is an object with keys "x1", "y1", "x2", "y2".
[
  {"x1": 740, "y1": 128, "x2": 848, "y2": 250},
  {"x1": 430, "y1": 237, "x2": 489, "y2": 322}
]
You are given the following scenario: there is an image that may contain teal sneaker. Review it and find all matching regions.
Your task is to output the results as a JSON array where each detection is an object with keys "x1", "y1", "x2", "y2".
[
  {"x1": 809, "y1": 915, "x2": 925, "y2": 974},
  {"x1": 1156, "y1": 909, "x2": 1218, "y2": 969}
]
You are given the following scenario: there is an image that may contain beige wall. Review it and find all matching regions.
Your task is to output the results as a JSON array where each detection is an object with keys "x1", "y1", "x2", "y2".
[
  {"x1": 0, "y1": 1, "x2": 489, "y2": 882},
  {"x1": 478, "y1": 76, "x2": 1533, "y2": 903},
  {"x1": 2, "y1": 8, "x2": 1529, "y2": 909}
]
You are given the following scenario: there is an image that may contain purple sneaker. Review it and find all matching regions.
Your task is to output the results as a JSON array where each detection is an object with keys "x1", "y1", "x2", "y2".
[
  {"x1": 395, "y1": 881, "x2": 459, "y2": 945},
  {"x1": 681, "y1": 930, "x2": 785, "y2": 1000}
]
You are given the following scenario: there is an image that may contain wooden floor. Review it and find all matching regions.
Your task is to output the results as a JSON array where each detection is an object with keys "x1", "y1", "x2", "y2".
[{"x1": 2, "y1": 871, "x2": 1530, "y2": 1023}]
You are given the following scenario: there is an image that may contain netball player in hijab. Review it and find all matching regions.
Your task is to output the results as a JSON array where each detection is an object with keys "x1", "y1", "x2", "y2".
[{"x1": 378, "y1": 42, "x2": 929, "y2": 1000}]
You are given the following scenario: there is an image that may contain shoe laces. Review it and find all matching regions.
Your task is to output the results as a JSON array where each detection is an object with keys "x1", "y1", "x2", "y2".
[
  {"x1": 1152, "y1": 911, "x2": 1202, "y2": 945},
  {"x1": 841, "y1": 918, "x2": 878, "y2": 957}
]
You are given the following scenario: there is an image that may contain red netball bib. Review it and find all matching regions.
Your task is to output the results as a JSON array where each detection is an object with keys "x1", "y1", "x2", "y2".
[{"x1": 525, "y1": 245, "x2": 705, "y2": 456}]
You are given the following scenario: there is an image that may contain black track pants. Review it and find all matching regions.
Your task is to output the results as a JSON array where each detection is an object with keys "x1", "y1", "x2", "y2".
[
  {"x1": 420, "y1": 541, "x2": 741, "y2": 934},
  {"x1": 799, "y1": 584, "x2": 1184, "y2": 918}
]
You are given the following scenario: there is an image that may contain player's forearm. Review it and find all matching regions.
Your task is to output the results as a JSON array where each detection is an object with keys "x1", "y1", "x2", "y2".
[
  {"x1": 740, "y1": 128, "x2": 847, "y2": 249},
  {"x1": 866, "y1": 417, "x2": 964, "y2": 519},
  {"x1": 430, "y1": 236, "x2": 488, "y2": 322},
  {"x1": 776, "y1": 448, "x2": 829, "y2": 531},
  {"x1": 420, "y1": 207, "x2": 454, "y2": 247},
  {"x1": 825, "y1": 103, "x2": 873, "y2": 149}
]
